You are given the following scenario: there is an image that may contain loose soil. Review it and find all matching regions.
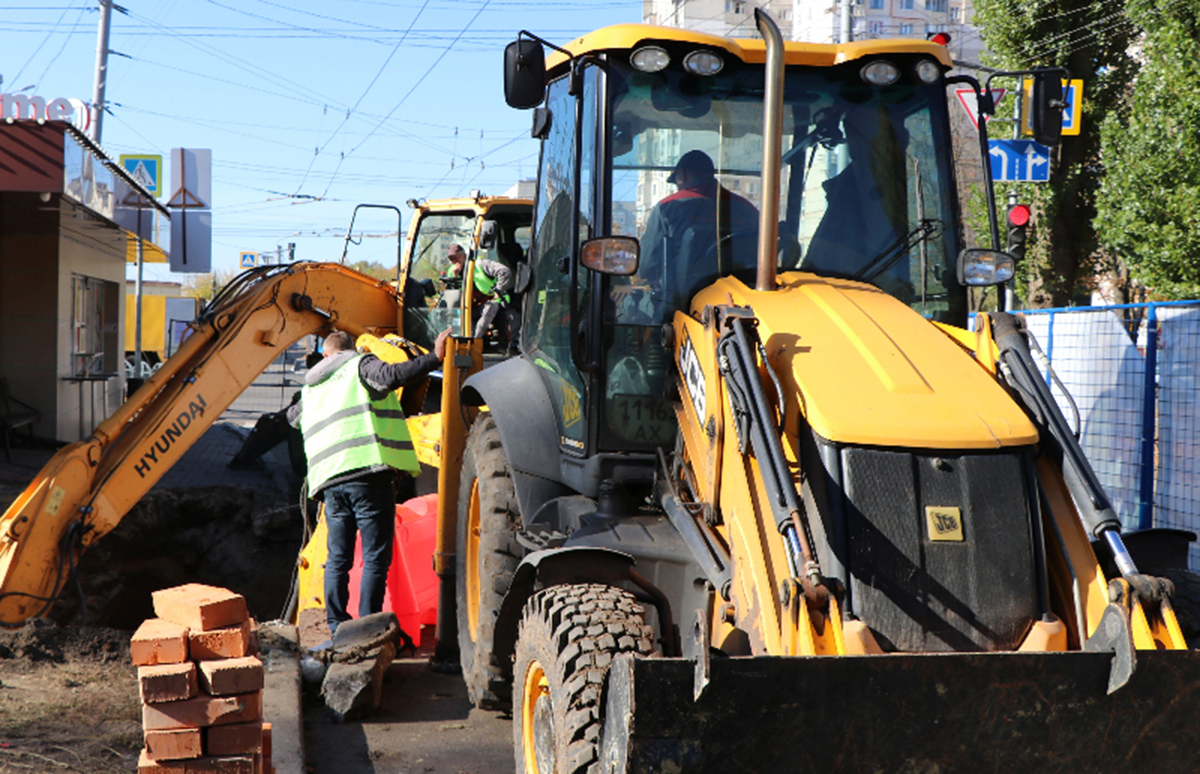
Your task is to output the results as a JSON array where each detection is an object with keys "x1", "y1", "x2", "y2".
[
  {"x1": 0, "y1": 620, "x2": 141, "y2": 773},
  {"x1": 0, "y1": 482, "x2": 304, "y2": 772}
]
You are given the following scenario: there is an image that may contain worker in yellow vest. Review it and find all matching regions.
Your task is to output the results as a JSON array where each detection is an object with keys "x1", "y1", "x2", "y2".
[
  {"x1": 445, "y1": 243, "x2": 514, "y2": 340},
  {"x1": 288, "y1": 328, "x2": 450, "y2": 639}
]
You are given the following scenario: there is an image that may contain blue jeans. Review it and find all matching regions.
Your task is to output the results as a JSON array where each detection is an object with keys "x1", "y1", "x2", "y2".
[{"x1": 322, "y1": 473, "x2": 396, "y2": 635}]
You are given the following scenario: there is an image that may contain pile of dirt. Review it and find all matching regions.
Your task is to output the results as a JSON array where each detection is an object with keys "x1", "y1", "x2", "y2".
[
  {"x1": 0, "y1": 620, "x2": 141, "y2": 773},
  {"x1": 0, "y1": 617, "x2": 130, "y2": 664},
  {"x1": 48, "y1": 486, "x2": 306, "y2": 630}
]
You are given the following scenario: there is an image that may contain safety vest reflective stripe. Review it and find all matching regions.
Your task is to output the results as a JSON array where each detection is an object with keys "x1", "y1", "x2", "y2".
[
  {"x1": 306, "y1": 434, "x2": 415, "y2": 471},
  {"x1": 302, "y1": 404, "x2": 406, "y2": 438},
  {"x1": 301, "y1": 354, "x2": 419, "y2": 492}
]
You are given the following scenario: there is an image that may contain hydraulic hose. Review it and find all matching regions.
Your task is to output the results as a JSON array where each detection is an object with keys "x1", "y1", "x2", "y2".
[{"x1": 990, "y1": 312, "x2": 1135, "y2": 576}]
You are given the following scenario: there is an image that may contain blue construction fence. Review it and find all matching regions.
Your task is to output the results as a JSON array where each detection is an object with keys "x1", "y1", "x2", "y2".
[{"x1": 990, "y1": 301, "x2": 1200, "y2": 569}]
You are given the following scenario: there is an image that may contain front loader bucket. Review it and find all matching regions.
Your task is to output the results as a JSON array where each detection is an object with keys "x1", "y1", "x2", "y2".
[{"x1": 601, "y1": 650, "x2": 1200, "y2": 773}]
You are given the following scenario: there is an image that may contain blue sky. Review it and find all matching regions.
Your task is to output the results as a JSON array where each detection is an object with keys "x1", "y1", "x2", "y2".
[{"x1": 3, "y1": 0, "x2": 642, "y2": 280}]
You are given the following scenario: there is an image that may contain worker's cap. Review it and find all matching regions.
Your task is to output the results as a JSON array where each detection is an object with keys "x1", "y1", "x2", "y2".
[{"x1": 667, "y1": 150, "x2": 715, "y2": 184}]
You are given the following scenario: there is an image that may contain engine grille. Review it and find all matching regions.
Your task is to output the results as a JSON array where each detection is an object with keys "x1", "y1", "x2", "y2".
[{"x1": 836, "y1": 447, "x2": 1040, "y2": 652}]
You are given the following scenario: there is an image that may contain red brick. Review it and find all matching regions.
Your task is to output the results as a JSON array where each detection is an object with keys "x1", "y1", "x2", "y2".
[
  {"x1": 153, "y1": 584, "x2": 249, "y2": 632},
  {"x1": 138, "y1": 749, "x2": 186, "y2": 772},
  {"x1": 144, "y1": 728, "x2": 202, "y2": 761},
  {"x1": 143, "y1": 691, "x2": 262, "y2": 731},
  {"x1": 185, "y1": 757, "x2": 254, "y2": 773},
  {"x1": 132, "y1": 619, "x2": 190, "y2": 666},
  {"x1": 139, "y1": 662, "x2": 199, "y2": 704},
  {"x1": 190, "y1": 618, "x2": 253, "y2": 660},
  {"x1": 198, "y1": 656, "x2": 263, "y2": 696},
  {"x1": 260, "y1": 722, "x2": 272, "y2": 760},
  {"x1": 206, "y1": 721, "x2": 262, "y2": 756}
]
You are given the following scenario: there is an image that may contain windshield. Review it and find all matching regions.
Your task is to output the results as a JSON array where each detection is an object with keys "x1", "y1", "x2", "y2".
[
  {"x1": 609, "y1": 57, "x2": 964, "y2": 323},
  {"x1": 401, "y1": 211, "x2": 474, "y2": 347}
]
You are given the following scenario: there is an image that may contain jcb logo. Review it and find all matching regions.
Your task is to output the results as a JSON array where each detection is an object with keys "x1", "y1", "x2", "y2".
[
  {"x1": 560, "y1": 383, "x2": 581, "y2": 428},
  {"x1": 678, "y1": 329, "x2": 706, "y2": 423},
  {"x1": 926, "y1": 506, "x2": 964, "y2": 542}
]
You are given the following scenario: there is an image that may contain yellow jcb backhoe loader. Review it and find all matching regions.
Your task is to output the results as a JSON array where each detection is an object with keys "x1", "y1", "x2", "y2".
[{"x1": 437, "y1": 12, "x2": 1200, "y2": 773}]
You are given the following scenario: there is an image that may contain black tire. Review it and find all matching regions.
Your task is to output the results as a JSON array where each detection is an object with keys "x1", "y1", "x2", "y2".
[
  {"x1": 1163, "y1": 568, "x2": 1200, "y2": 647},
  {"x1": 456, "y1": 414, "x2": 523, "y2": 709},
  {"x1": 512, "y1": 584, "x2": 654, "y2": 774}
]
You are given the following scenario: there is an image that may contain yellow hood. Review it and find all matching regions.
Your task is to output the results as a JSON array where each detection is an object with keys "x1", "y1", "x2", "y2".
[{"x1": 691, "y1": 273, "x2": 1038, "y2": 449}]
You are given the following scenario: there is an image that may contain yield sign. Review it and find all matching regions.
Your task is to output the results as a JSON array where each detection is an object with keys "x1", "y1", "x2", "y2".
[{"x1": 955, "y1": 88, "x2": 1007, "y2": 130}]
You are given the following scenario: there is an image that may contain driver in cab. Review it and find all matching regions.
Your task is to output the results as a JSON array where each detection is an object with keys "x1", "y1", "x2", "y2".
[{"x1": 617, "y1": 149, "x2": 758, "y2": 316}]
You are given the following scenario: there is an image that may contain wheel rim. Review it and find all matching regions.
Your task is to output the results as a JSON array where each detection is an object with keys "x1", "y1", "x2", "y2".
[
  {"x1": 465, "y1": 479, "x2": 481, "y2": 642},
  {"x1": 521, "y1": 659, "x2": 554, "y2": 774}
]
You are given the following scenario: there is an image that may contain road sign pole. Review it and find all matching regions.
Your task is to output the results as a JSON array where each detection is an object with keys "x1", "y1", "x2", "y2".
[{"x1": 134, "y1": 207, "x2": 144, "y2": 376}]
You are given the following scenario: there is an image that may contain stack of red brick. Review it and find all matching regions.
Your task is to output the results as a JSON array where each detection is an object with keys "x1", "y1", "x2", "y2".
[{"x1": 131, "y1": 583, "x2": 274, "y2": 774}]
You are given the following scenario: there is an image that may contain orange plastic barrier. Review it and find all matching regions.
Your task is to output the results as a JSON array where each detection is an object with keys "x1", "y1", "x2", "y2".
[{"x1": 347, "y1": 493, "x2": 440, "y2": 640}]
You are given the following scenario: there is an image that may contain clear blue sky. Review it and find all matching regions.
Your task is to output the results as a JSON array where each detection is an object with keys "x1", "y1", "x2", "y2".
[{"x1": 3, "y1": 0, "x2": 642, "y2": 280}]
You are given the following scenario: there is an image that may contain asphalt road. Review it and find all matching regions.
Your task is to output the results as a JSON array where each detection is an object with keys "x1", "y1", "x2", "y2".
[
  {"x1": 302, "y1": 627, "x2": 516, "y2": 774},
  {"x1": 235, "y1": 342, "x2": 516, "y2": 772}
]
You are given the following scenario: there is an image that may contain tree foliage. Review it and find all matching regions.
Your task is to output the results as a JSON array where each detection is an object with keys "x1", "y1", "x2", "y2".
[
  {"x1": 973, "y1": 0, "x2": 1138, "y2": 307},
  {"x1": 180, "y1": 269, "x2": 237, "y2": 301},
  {"x1": 1094, "y1": 0, "x2": 1200, "y2": 298},
  {"x1": 345, "y1": 260, "x2": 397, "y2": 281}
]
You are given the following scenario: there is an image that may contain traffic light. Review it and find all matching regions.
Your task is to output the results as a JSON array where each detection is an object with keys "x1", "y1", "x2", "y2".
[{"x1": 1006, "y1": 203, "x2": 1031, "y2": 262}]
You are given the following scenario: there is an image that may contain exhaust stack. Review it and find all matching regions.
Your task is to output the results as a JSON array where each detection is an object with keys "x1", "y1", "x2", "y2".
[{"x1": 755, "y1": 8, "x2": 784, "y2": 292}]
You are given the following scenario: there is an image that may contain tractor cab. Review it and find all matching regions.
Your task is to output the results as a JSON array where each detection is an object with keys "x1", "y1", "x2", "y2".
[
  {"x1": 400, "y1": 195, "x2": 532, "y2": 358},
  {"x1": 508, "y1": 26, "x2": 971, "y2": 461}
]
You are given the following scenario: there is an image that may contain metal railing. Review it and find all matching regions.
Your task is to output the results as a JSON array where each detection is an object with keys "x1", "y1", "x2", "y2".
[{"x1": 1010, "y1": 301, "x2": 1200, "y2": 567}]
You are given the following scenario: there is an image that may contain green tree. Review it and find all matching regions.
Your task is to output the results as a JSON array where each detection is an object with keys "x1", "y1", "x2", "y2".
[
  {"x1": 180, "y1": 269, "x2": 237, "y2": 301},
  {"x1": 973, "y1": 0, "x2": 1138, "y2": 307},
  {"x1": 346, "y1": 260, "x2": 397, "y2": 281},
  {"x1": 1095, "y1": 0, "x2": 1200, "y2": 299}
]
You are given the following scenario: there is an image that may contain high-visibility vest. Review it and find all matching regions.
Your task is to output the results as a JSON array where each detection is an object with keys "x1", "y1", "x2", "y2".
[
  {"x1": 473, "y1": 263, "x2": 510, "y2": 304},
  {"x1": 299, "y1": 353, "x2": 419, "y2": 493}
]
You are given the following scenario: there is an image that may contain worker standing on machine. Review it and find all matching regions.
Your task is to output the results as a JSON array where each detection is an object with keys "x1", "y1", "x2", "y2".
[
  {"x1": 288, "y1": 327, "x2": 451, "y2": 641},
  {"x1": 445, "y1": 242, "x2": 514, "y2": 340}
]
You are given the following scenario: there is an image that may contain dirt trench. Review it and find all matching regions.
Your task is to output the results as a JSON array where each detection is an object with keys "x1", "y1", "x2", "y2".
[{"x1": 44, "y1": 485, "x2": 307, "y2": 630}]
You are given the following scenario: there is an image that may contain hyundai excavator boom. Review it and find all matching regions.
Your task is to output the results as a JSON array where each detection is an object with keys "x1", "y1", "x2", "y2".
[{"x1": 0, "y1": 262, "x2": 405, "y2": 627}]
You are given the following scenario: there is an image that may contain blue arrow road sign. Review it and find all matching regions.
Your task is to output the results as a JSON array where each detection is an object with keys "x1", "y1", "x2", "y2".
[{"x1": 988, "y1": 139, "x2": 1051, "y2": 183}]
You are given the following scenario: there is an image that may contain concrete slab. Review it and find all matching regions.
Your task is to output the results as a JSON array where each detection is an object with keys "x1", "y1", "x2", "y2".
[{"x1": 259, "y1": 621, "x2": 305, "y2": 774}]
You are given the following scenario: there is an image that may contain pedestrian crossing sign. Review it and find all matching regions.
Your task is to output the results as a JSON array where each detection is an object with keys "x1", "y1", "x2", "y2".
[
  {"x1": 119, "y1": 154, "x2": 162, "y2": 197},
  {"x1": 240, "y1": 252, "x2": 257, "y2": 269}
]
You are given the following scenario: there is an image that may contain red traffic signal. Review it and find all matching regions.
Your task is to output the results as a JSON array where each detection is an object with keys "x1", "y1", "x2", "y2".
[{"x1": 1007, "y1": 203, "x2": 1031, "y2": 227}]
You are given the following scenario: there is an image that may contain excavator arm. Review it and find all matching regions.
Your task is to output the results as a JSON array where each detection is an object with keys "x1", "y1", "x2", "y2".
[{"x1": 0, "y1": 262, "x2": 408, "y2": 627}]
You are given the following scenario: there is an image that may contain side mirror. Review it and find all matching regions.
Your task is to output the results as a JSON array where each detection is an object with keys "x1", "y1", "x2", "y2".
[
  {"x1": 581, "y1": 236, "x2": 639, "y2": 276},
  {"x1": 1030, "y1": 71, "x2": 1064, "y2": 147},
  {"x1": 957, "y1": 248, "x2": 1015, "y2": 286},
  {"x1": 504, "y1": 39, "x2": 546, "y2": 109},
  {"x1": 479, "y1": 220, "x2": 498, "y2": 250}
]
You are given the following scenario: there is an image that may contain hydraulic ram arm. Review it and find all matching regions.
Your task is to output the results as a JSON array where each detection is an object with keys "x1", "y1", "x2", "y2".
[{"x1": 988, "y1": 313, "x2": 1133, "y2": 570}]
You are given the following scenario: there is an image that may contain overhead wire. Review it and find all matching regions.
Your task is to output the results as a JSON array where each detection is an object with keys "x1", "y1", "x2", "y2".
[
  {"x1": 292, "y1": 0, "x2": 432, "y2": 196},
  {"x1": 317, "y1": 0, "x2": 493, "y2": 199},
  {"x1": 10, "y1": 0, "x2": 85, "y2": 87}
]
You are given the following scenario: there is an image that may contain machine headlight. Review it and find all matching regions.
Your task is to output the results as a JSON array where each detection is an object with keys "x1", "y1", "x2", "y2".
[
  {"x1": 860, "y1": 60, "x2": 900, "y2": 86},
  {"x1": 631, "y1": 46, "x2": 670, "y2": 73},
  {"x1": 683, "y1": 50, "x2": 724, "y2": 76},
  {"x1": 914, "y1": 59, "x2": 941, "y2": 84}
]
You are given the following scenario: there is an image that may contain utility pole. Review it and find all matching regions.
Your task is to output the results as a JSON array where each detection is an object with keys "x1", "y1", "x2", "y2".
[
  {"x1": 840, "y1": 0, "x2": 852, "y2": 44},
  {"x1": 91, "y1": 0, "x2": 113, "y2": 144}
]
